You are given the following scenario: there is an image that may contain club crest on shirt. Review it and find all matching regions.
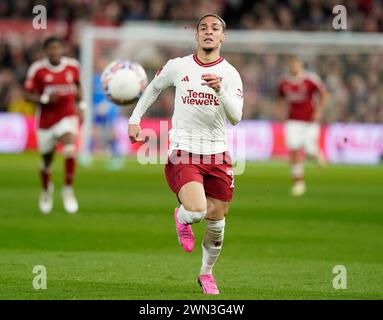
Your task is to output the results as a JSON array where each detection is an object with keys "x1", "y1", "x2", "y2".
[{"x1": 66, "y1": 71, "x2": 74, "y2": 83}]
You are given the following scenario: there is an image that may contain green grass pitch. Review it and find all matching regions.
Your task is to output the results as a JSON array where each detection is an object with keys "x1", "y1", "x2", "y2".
[{"x1": 0, "y1": 152, "x2": 382, "y2": 300}]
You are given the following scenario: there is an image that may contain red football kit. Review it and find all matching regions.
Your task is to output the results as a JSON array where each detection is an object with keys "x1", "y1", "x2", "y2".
[
  {"x1": 279, "y1": 72, "x2": 325, "y2": 122},
  {"x1": 24, "y1": 57, "x2": 80, "y2": 129}
]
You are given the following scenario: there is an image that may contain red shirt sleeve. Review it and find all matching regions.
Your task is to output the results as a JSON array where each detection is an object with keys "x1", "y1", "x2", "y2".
[
  {"x1": 24, "y1": 65, "x2": 39, "y2": 93},
  {"x1": 308, "y1": 73, "x2": 325, "y2": 94}
]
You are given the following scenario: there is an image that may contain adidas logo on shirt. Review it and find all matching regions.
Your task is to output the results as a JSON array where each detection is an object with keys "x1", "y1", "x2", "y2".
[{"x1": 181, "y1": 75, "x2": 189, "y2": 82}]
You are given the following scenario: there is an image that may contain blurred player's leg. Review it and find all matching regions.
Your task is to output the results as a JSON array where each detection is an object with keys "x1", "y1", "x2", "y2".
[
  {"x1": 40, "y1": 152, "x2": 53, "y2": 190},
  {"x1": 286, "y1": 120, "x2": 306, "y2": 196},
  {"x1": 39, "y1": 151, "x2": 54, "y2": 214},
  {"x1": 198, "y1": 197, "x2": 228, "y2": 295},
  {"x1": 304, "y1": 122, "x2": 327, "y2": 167},
  {"x1": 37, "y1": 128, "x2": 56, "y2": 214},
  {"x1": 175, "y1": 182, "x2": 207, "y2": 252},
  {"x1": 290, "y1": 150, "x2": 306, "y2": 196},
  {"x1": 59, "y1": 132, "x2": 79, "y2": 214}
]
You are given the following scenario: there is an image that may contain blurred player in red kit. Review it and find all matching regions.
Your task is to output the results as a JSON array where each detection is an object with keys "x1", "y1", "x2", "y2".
[
  {"x1": 24, "y1": 37, "x2": 86, "y2": 214},
  {"x1": 277, "y1": 55, "x2": 329, "y2": 196}
]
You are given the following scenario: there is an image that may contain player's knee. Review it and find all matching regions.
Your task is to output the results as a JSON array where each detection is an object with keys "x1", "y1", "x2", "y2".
[
  {"x1": 63, "y1": 144, "x2": 76, "y2": 158},
  {"x1": 183, "y1": 203, "x2": 207, "y2": 214},
  {"x1": 206, "y1": 212, "x2": 226, "y2": 221},
  {"x1": 216, "y1": 203, "x2": 229, "y2": 217}
]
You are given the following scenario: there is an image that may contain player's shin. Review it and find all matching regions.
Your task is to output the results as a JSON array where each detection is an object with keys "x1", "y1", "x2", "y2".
[
  {"x1": 62, "y1": 144, "x2": 79, "y2": 213},
  {"x1": 177, "y1": 205, "x2": 206, "y2": 224},
  {"x1": 291, "y1": 162, "x2": 304, "y2": 182},
  {"x1": 39, "y1": 157, "x2": 54, "y2": 214},
  {"x1": 40, "y1": 153, "x2": 54, "y2": 190},
  {"x1": 63, "y1": 144, "x2": 76, "y2": 186},
  {"x1": 40, "y1": 165, "x2": 52, "y2": 190},
  {"x1": 291, "y1": 162, "x2": 306, "y2": 196},
  {"x1": 200, "y1": 218, "x2": 225, "y2": 275}
]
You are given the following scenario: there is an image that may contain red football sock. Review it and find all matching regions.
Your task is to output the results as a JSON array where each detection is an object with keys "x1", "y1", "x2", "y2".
[
  {"x1": 64, "y1": 158, "x2": 76, "y2": 186},
  {"x1": 40, "y1": 169, "x2": 51, "y2": 190}
]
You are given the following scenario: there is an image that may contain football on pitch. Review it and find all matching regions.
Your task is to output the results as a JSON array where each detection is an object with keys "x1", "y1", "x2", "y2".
[{"x1": 101, "y1": 59, "x2": 148, "y2": 105}]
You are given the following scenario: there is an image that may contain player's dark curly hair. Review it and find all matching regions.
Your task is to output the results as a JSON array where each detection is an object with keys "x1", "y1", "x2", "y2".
[{"x1": 42, "y1": 36, "x2": 64, "y2": 49}]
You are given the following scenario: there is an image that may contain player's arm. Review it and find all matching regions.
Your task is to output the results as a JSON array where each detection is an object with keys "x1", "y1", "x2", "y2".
[
  {"x1": 309, "y1": 74, "x2": 329, "y2": 123},
  {"x1": 313, "y1": 85, "x2": 329, "y2": 123},
  {"x1": 275, "y1": 80, "x2": 287, "y2": 121},
  {"x1": 128, "y1": 60, "x2": 175, "y2": 143},
  {"x1": 275, "y1": 96, "x2": 287, "y2": 121},
  {"x1": 201, "y1": 70, "x2": 243, "y2": 125},
  {"x1": 23, "y1": 65, "x2": 58, "y2": 105},
  {"x1": 24, "y1": 88, "x2": 59, "y2": 105},
  {"x1": 75, "y1": 82, "x2": 87, "y2": 123}
]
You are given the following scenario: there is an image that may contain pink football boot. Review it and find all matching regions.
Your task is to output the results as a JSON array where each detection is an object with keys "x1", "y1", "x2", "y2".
[
  {"x1": 198, "y1": 274, "x2": 220, "y2": 295},
  {"x1": 174, "y1": 207, "x2": 194, "y2": 252}
]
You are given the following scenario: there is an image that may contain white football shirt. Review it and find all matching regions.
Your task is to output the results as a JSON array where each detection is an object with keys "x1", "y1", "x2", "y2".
[{"x1": 129, "y1": 54, "x2": 243, "y2": 155}]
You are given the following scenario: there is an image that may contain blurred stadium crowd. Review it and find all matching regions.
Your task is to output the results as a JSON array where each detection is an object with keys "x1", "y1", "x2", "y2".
[{"x1": 0, "y1": 0, "x2": 382, "y2": 123}]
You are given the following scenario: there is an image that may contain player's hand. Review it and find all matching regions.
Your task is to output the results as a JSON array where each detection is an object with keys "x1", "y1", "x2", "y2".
[
  {"x1": 40, "y1": 92, "x2": 59, "y2": 104},
  {"x1": 313, "y1": 111, "x2": 322, "y2": 123},
  {"x1": 77, "y1": 109, "x2": 85, "y2": 125},
  {"x1": 201, "y1": 74, "x2": 222, "y2": 92},
  {"x1": 48, "y1": 92, "x2": 60, "y2": 103},
  {"x1": 128, "y1": 124, "x2": 145, "y2": 143}
]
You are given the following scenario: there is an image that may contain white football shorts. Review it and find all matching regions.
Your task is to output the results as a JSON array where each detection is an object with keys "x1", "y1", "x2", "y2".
[
  {"x1": 37, "y1": 116, "x2": 79, "y2": 154},
  {"x1": 285, "y1": 120, "x2": 320, "y2": 156}
]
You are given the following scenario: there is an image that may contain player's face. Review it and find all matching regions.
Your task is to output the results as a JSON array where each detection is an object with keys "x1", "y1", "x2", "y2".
[
  {"x1": 45, "y1": 41, "x2": 65, "y2": 65},
  {"x1": 288, "y1": 58, "x2": 303, "y2": 76},
  {"x1": 196, "y1": 16, "x2": 225, "y2": 51}
]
